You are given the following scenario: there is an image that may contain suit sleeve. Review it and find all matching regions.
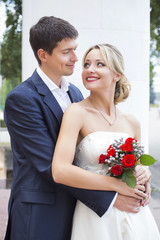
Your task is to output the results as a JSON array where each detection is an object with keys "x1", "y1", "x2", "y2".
[{"x1": 5, "y1": 89, "x2": 116, "y2": 217}]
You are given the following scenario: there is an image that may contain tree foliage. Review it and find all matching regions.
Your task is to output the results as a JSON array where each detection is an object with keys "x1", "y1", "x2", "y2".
[
  {"x1": 150, "y1": 0, "x2": 160, "y2": 103},
  {"x1": 0, "y1": 0, "x2": 22, "y2": 109},
  {"x1": 150, "y1": 0, "x2": 160, "y2": 60}
]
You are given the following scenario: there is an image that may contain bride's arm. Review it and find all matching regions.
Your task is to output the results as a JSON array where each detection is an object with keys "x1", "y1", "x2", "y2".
[{"x1": 52, "y1": 104, "x2": 147, "y2": 200}]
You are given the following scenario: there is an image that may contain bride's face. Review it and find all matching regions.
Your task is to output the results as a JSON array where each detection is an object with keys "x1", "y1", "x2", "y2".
[{"x1": 82, "y1": 49, "x2": 116, "y2": 91}]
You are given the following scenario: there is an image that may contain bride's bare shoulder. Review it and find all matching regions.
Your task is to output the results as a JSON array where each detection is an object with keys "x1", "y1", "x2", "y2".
[
  {"x1": 63, "y1": 101, "x2": 89, "y2": 118},
  {"x1": 119, "y1": 110, "x2": 141, "y2": 131}
]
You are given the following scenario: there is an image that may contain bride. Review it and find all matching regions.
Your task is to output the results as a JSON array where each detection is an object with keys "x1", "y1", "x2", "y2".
[{"x1": 52, "y1": 43, "x2": 160, "y2": 239}]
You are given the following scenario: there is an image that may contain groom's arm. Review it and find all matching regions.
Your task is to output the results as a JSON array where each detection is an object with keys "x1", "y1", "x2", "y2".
[{"x1": 58, "y1": 184, "x2": 116, "y2": 217}]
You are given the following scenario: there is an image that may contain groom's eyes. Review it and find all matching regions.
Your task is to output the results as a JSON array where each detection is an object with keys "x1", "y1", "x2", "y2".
[
  {"x1": 62, "y1": 50, "x2": 70, "y2": 54},
  {"x1": 62, "y1": 47, "x2": 77, "y2": 55}
]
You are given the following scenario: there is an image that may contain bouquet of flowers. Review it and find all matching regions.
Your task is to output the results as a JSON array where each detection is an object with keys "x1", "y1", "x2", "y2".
[{"x1": 98, "y1": 137, "x2": 156, "y2": 188}]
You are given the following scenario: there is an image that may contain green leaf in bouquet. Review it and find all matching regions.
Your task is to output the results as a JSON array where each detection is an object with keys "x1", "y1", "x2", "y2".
[
  {"x1": 121, "y1": 171, "x2": 128, "y2": 182},
  {"x1": 121, "y1": 170, "x2": 136, "y2": 188},
  {"x1": 140, "y1": 154, "x2": 156, "y2": 166},
  {"x1": 125, "y1": 169, "x2": 134, "y2": 176},
  {"x1": 126, "y1": 175, "x2": 137, "y2": 188}
]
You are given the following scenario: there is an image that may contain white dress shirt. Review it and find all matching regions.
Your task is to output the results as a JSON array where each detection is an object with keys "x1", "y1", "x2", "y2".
[{"x1": 36, "y1": 66, "x2": 71, "y2": 112}]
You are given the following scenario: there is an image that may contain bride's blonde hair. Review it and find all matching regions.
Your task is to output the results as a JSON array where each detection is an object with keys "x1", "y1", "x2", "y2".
[{"x1": 82, "y1": 44, "x2": 131, "y2": 105}]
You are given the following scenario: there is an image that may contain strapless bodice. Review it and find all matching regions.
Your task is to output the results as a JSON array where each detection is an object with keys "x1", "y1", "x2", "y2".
[{"x1": 74, "y1": 131, "x2": 130, "y2": 175}]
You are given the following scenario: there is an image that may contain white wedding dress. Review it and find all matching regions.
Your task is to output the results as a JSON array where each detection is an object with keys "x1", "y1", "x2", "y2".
[{"x1": 71, "y1": 131, "x2": 160, "y2": 240}]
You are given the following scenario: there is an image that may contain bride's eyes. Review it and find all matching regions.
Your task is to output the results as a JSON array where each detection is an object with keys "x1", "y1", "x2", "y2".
[
  {"x1": 84, "y1": 62, "x2": 90, "y2": 68},
  {"x1": 83, "y1": 61, "x2": 106, "y2": 68},
  {"x1": 97, "y1": 62, "x2": 105, "y2": 67}
]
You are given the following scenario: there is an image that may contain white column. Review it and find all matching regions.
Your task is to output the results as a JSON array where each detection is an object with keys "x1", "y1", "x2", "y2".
[{"x1": 22, "y1": 0, "x2": 150, "y2": 150}]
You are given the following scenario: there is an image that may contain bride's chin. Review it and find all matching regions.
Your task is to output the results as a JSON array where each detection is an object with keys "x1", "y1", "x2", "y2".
[{"x1": 83, "y1": 84, "x2": 97, "y2": 91}]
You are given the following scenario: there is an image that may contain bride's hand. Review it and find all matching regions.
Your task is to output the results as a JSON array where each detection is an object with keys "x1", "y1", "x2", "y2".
[
  {"x1": 134, "y1": 165, "x2": 151, "y2": 185},
  {"x1": 116, "y1": 179, "x2": 147, "y2": 200}
]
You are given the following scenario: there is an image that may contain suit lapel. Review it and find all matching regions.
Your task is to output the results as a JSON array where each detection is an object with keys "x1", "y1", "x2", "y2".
[
  {"x1": 31, "y1": 71, "x2": 63, "y2": 125},
  {"x1": 68, "y1": 85, "x2": 78, "y2": 103}
]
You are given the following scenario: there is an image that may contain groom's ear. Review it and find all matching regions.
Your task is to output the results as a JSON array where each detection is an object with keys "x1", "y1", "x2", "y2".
[{"x1": 37, "y1": 49, "x2": 47, "y2": 63}]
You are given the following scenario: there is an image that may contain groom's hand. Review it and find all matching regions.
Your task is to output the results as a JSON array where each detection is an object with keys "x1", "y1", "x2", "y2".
[
  {"x1": 114, "y1": 194, "x2": 141, "y2": 213},
  {"x1": 141, "y1": 182, "x2": 151, "y2": 206}
]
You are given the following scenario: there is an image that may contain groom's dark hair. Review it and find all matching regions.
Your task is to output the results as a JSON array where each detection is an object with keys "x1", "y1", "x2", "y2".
[{"x1": 29, "y1": 16, "x2": 78, "y2": 64}]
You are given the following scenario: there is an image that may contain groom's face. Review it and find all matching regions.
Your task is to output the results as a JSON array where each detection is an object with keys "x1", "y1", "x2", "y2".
[{"x1": 44, "y1": 38, "x2": 78, "y2": 83}]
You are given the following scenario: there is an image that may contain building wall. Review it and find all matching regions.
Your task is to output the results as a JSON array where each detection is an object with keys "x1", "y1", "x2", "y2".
[{"x1": 22, "y1": 0, "x2": 150, "y2": 150}]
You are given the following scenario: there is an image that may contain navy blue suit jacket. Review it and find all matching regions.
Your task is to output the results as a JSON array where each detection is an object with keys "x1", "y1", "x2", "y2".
[{"x1": 4, "y1": 70, "x2": 116, "y2": 240}]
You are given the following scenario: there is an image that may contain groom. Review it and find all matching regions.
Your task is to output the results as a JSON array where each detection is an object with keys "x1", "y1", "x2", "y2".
[{"x1": 4, "y1": 16, "x2": 149, "y2": 240}]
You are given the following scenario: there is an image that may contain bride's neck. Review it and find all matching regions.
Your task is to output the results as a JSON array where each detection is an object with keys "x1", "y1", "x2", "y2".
[{"x1": 88, "y1": 93, "x2": 115, "y2": 115}]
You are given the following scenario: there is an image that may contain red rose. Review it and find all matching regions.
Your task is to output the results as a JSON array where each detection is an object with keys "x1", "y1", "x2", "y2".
[
  {"x1": 107, "y1": 144, "x2": 112, "y2": 151},
  {"x1": 111, "y1": 165, "x2": 122, "y2": 176},
  {"x1": 125, "y1": 137, "x2": 137, "y2": 144},
  {"x1": 99, "y1": 154, "x2": 107, "y2": 164},
  {"x1": 122, "y1": 154, "x2": 136, "y2": 168},
  {"x1": 107, "y1": 148, "x2": 116, "y2": 157},
  {"x1": 120, "y1": 143, "x2": 133, "y2": 152}
]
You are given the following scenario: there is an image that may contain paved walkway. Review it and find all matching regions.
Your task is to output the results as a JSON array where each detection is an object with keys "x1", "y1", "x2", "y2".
[
  {"x1": 149, "y1": 107, "x2": 160, "y2": 191},
  {"x1": 0, "y1": 189, "x2": 10, "y2": 240}
]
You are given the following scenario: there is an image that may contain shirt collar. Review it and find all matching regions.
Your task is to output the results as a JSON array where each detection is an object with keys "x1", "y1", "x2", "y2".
[{"x1": 36, "y1": 66, "x2": 70, "y2": 93}]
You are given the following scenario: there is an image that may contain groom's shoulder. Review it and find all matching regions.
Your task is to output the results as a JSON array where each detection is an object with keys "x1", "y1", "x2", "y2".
[
  {"x1": 68, "y1": 82, "x2": 78, "y2": 89},
  {"x1": 5, "y1": 78, "x2": 38, "y2": 108},
  {"x1": 69, "y1": 82, "x2": 81, "y2": 93},
  {"x1": 68, "y1": 82, "x2": 84, "y2": 101},
  {"x1": 6, "y1": 71, "x2": 38, "y2": 98}
]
